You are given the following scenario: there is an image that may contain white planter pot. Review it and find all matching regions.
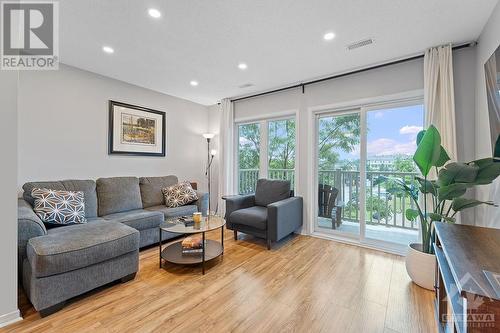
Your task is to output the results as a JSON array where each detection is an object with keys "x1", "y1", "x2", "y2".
[{"x1": 405, "y1": 243, "x2": 436, "y2": 290}]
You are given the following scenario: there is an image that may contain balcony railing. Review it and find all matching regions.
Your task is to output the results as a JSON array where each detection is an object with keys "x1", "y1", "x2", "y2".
[
  {"x1": 238, "y1": 169, "x2": 295, "y2": 195},
  {"x1": 238, "y1": 168, "x2": 419, "y2": 230},
  {"x1": 238, "y1": 169, "x2": 260, "y2": 195}
]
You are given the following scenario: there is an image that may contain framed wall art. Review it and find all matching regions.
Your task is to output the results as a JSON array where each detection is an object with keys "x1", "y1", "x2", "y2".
[{"x1": 108, "y1": 100, "x2": 166, "y2": 156}]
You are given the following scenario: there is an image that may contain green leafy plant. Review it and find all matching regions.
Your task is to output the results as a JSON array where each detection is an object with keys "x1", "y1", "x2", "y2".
[
  {"x1": 345, "y1": 193, "x2": 393, "y2": 221},
  {"x1": 376, "y1": 125, "x2": 500, "y2": 254},
  {"x1": 366, "y1": 195, "x2": 393, "y2": 221}
]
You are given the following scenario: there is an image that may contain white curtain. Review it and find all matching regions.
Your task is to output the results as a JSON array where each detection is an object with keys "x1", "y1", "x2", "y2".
[
  {"x1": 424, "y1": 44, "x2": 459, "y2": 223},
  {"x1": 217, "y1": 98, "x2": 235, "y2": 216},
  {"x1": 424, "y1": 44, "x2": 457, "y2": 160}
]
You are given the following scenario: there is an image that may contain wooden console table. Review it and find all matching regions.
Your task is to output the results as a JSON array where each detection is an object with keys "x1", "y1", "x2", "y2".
[{"x1": 434, "y1": 222, "x2": 500, "y2": 332}]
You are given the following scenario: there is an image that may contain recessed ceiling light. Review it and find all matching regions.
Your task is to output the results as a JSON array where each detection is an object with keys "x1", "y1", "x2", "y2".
[
  {"x1": 238, "y1": 63, "x2": 248, "y2": 70},
  {"x1": 190, "y1": 80, "x2": 199, "y2": 86},
  {"x1": 148, "y1": 8, "x2": 161, "y2": 18},
  {"x1": 323, "y1": 32, "x2": 335, "y2": 41},
  {"x1": 102, "y1": 46, "x2": 114, "y2": 54}
]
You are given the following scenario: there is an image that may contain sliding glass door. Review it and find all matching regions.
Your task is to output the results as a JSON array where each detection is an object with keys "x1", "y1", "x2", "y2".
[
  {"x1": 316, "y1": 111, "x2": 361, "y2": 237},
  {"x1": 364, "y1": 104, "x2": 423, "y2": 245},
  {"x1": 237, "y1": 117, "x2": 296, "y2": 195},
  {"x1": 314, "y1": 101, "x2": 423, "y2": 249}
]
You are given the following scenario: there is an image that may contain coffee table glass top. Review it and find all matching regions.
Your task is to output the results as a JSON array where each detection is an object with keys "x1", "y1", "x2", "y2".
[{"x1": 160, "y1": 215, "x2": 225, "y2": 234}]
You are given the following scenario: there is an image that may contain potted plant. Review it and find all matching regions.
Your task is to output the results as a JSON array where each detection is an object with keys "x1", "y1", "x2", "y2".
[{"x1": 377, "y1": 125, "x2": 500, "y2": 290}]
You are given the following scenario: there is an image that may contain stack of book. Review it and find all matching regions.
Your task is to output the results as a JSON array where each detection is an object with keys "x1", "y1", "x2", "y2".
[
  {"x1": 181, "y1": 235, "x2": 205, "y2": 254},
  {"x1": 177, "y1": 216, "x2": 195, "y2": 227}
]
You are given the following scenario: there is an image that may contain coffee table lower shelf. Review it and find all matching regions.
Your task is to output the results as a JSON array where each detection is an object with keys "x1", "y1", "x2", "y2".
[{"x1": 160, "y1": 239, "x2": 223, "y2": 265}]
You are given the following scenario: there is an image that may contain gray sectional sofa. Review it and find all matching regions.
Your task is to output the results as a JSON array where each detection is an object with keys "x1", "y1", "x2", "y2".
[{"x1": 18, "y1": 175, "x2": 208, "y2": 316}]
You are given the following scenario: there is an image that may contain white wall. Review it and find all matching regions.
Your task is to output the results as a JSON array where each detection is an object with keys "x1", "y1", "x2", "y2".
[
  {"x1": 475, "y1": 1, "x2": 500, "y2": 228},
  {"x1": 18, "y1": 64, "x2": 209, "y2": 190},
  {"x1": 0, "y1": 71, "x2": 21, "y2": 325}
]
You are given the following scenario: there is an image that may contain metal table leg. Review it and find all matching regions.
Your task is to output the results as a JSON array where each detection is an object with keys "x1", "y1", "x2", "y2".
[
  {"x1": 202, "y1": 232, "x2": 206, "y2": 274},
  {"x1": 221, "y1": 225, "x2": 224, "y2": 252},
  {"x1": 159, "y1": 228, "x2": 162, "y2": 268}
]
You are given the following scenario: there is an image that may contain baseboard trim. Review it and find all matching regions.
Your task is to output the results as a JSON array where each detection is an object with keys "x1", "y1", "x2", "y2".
[
  {"x1": 310, "y1": 231, "x2": 407, "y2": 256},
  {"x1": 0, "y1": 309, "x2": 22, "y2": 328}
]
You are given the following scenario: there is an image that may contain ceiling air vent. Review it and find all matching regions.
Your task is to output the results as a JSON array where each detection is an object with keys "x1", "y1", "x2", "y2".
[
  {"x1": 347, "y1": 38, "x2": 374, "y2": 51},
  {"x1": 238, "y1": 83, "x2": 254, "y2": 89}
]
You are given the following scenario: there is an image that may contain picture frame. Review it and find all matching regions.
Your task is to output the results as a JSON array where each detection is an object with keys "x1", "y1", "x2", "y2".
[{"x1": 108, "y1": 100, "x2": 166, "y2": 157}]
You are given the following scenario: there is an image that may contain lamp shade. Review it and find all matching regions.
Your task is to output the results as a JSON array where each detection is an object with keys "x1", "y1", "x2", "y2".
[
  {"x1": 210, "y1": 149, "x2": 217, "y2": 156},
  {"x1": 202, "y1": 133, "x2": 215, "y2": 139}
]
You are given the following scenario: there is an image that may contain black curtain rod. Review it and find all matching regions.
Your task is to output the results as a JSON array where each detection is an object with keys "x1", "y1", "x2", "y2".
[{"x1": 230, "y1": 42, "x2": 474, "y2": 103}]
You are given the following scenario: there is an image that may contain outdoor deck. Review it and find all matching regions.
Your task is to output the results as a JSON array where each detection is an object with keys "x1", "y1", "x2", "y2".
[{"x1": 317, "y1": 217, "x2": 418, "y2": 246}]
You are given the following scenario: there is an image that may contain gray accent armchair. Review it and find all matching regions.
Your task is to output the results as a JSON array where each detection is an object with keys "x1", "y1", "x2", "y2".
[{"x1": 224, "y1": 179, "x2": 303, "y2": 249}]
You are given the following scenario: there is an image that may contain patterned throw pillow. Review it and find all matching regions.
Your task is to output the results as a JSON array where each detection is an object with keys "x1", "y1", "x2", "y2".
[
  {"x1": 162, "y1": 181, "x2": 198, "y2": 208},
  {"x1": 32, "y1": 188, "x2": 86, "y2": 225}
]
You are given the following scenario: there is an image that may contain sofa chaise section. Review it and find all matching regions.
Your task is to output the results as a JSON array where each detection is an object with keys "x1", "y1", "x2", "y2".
[{"x1": 23, "y1": 221, "x2": 139, "y2": 315}]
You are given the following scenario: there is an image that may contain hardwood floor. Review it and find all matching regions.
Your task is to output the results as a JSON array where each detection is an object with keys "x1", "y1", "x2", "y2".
[{"x1": 3, "y1": 230, "x2": 437, "y2": 333}]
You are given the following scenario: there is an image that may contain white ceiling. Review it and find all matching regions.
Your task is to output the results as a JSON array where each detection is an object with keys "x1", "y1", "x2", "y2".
[{"x1": 60, "y1": 0, "x2": 498, "y2": 105}]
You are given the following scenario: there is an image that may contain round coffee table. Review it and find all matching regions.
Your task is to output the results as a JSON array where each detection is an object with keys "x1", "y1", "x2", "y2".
[{"x1": 159, "y1": 215, "x2": 226, "y2": 274}]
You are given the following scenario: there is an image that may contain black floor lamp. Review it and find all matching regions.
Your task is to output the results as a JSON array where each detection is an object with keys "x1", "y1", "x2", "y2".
[{"x1": 203, "y1": 133, "x2": 216, "y2": 215}]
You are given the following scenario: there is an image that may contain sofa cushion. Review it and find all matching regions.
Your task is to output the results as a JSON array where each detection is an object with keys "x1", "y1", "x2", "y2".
[
  {"x1": 27, "y1": 221, "x2": 139, "y2": 278},
  {"x1": 96, "y1": 177, "x2": 142, "y2": 216},
  {"x1": 229, "y1": 206, "x2": 268, "y2": 230},
  {"x1": 162, "y1": 181, "x2": 198, "y2": 208},
  {"x1": 139, "y1": 175, "x2": 178, "y2": 208},
  {"x1": 103, "y1": 209, "x2": 164, "y2": 231},
  {"x1": 254, "y1": 179, "x2": 291, "y2": 207},
  {"x1": 146, "y1": 205, "x2": 198, "y2": 219},
  {"x1": 23, "y1": 180, "x2": 98, "y2": 218},
  {"x1": 31, "y1": 188, "x2": 86, "y2": 225}
]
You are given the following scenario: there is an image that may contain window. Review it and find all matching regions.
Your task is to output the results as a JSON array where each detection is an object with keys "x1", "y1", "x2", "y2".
[
  {"x1": 237, "y1": 123, "x2": 260, "y2": 194},
  {"x1": 268, "y1": 119, "x2": 295, "y2": 188},
  {"x1": 236, "y1": 117, "x2": 296, "y2": 194}
]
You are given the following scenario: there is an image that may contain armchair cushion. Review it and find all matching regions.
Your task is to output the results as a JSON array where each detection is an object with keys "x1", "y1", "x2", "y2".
[
  {"x1": 223, "y1": 194, "x2": 255, "y2": 220},
  {"x1": 254, "y1": 179, "x2": 291, "y2": 207},
  {"x1": 229, "y1": 206, "x2": 267, "y2": 230}
]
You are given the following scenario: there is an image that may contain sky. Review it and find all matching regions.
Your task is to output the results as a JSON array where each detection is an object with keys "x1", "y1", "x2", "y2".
[{"x1": 341, "y1": 104, "x2": 424, "y2": 160}]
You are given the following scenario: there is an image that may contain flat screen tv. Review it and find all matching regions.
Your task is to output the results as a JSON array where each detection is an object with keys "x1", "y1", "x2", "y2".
[{"x1": 484, "y1": 44, "x2": 500, "y2": 158}]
